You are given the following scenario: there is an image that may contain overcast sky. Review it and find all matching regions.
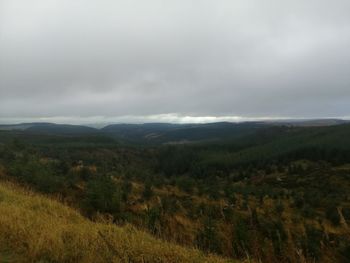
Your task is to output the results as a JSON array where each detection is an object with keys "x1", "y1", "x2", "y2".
[{"x1": 1, "y1": 0, "x2": 350, "y2": 124}]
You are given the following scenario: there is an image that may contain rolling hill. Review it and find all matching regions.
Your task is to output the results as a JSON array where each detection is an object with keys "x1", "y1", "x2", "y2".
[
  {"x1": 0, "y1": 119, "x2": 349, "y2": 145},
  {"x1": 0, "y1": 123, "x2": 99, "y2": 135},
  {"x1": 101, "y1": 122, "x2": 266, "y2": 144}
]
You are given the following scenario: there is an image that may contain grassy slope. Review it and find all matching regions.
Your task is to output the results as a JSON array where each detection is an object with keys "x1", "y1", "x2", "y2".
[{"x1": 0, "y1": 181, "x2": 232, "y2": 263}]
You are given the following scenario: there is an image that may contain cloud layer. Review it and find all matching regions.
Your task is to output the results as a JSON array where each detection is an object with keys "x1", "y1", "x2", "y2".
[{"x1": 1, "y1": 0, "x2": 350, "y2": 123}]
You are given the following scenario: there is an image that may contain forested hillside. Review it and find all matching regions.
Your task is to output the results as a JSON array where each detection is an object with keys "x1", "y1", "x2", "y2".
[{"x1": 0, "y1": 123, "x2": 350, "y2": 262}]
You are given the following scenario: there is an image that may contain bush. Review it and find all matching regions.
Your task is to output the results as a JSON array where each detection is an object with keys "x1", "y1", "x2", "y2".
[
  {"x1": 305, "y1": 225, "x2": 323, "y2": 260},
  {"x1": 196, "y1": 217, "x2": 222, "y2": 254},
  {"x1": 326, "y1": 206, "x2": 340, "y2": 226},
  {"x1": 84, "y1": 176, "x2": 121, "y2": 215},
  {"x1": 143, "y1": 180, "x2": 153, "y2": 200}
]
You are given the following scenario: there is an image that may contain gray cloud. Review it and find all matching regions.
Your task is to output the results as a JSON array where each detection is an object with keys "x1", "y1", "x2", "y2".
[{"x1": 1, "y1": 0, "x2": 350, "y2": 123}]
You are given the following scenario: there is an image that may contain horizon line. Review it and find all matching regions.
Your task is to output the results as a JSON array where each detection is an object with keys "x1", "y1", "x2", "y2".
[{"x1": 0, "y1": 115, "x2": 349, "y2": 126}]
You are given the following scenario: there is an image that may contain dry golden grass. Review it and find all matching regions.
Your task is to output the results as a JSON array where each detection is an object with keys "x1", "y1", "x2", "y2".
[{"x1": 0, "y1": 181, "x2": 234, "y2": 263}]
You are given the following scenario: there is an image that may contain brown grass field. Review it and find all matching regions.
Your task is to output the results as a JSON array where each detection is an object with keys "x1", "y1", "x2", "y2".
[{"x1": 0, "y1": 181, "x2": 234, "y2": 263}]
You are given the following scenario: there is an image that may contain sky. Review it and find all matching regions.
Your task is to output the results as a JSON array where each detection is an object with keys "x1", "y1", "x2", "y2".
[{"x1": 1, "y1": 0, "x2": 350, "y2": 124}]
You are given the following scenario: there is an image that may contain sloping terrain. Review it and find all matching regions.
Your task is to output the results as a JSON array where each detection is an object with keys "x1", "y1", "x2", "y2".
[{"x1": 0, "y1": 181, "x2": 231, "y2": 263}]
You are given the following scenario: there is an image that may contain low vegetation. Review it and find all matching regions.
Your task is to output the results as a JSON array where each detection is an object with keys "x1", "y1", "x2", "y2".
[{"x1": 0, "y1": 181, "x2": 229, "y2": 263}]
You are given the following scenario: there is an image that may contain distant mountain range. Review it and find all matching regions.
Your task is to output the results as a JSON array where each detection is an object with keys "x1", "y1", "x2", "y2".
[
  {"x1": 0, "y1": 119, "x2": 348, "y2": 144},
  {"x1": 266, "y1": 118, "x2": 349, "y2": 127},
  {"x1": 0, "y1": 123, "x2": 98, "y2": 134}
]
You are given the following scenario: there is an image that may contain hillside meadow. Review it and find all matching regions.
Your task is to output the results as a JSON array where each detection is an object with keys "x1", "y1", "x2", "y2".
[{"x1": 0, "y1": 180, "x2": 232, "y2": 263}]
